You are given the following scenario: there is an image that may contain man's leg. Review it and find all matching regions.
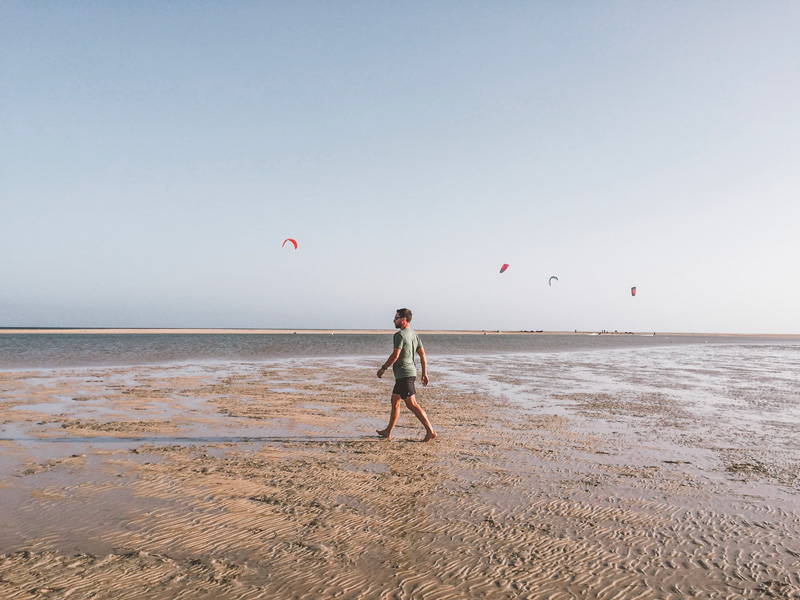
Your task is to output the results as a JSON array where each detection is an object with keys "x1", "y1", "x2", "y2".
[
  {"x1": 404, "y1": 394, "x2": 437, "y2": 442},
  {"x1": 377, "y1": 394, "x2": 403, "y2": 439}
]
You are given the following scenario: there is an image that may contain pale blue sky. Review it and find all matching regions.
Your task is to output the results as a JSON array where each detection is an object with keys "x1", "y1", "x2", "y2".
[{"x1": 2, "y1": 2, "x2": 798, "y2": 333}]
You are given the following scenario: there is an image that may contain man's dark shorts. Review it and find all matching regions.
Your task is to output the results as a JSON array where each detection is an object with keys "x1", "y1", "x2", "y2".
[{"x1": 392, "y1": 376, "x2": 416, "y2": 399}]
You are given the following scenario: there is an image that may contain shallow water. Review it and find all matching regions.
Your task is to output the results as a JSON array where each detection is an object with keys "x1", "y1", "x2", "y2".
[
  {"x1": 0, "y1": 331, "x2": 788, "y2": 368},
  {"x1": 436, "y1": 343, "x2": 800, "y2": 426}
]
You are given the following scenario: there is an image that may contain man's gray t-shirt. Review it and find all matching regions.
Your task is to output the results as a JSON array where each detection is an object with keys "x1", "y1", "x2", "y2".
[{"x1": 392, "y1": 328, "x2": 423, "y2": 379}]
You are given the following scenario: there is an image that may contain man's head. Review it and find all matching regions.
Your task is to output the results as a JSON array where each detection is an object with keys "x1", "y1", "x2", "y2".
[{"x1": 394, "y1": 308, "x2": 412, "y2": 328}]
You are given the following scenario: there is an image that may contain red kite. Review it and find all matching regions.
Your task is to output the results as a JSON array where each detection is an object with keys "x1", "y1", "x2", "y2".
[
  {"x1": 499, "y1": 264, "x2": 509, "y2": 273},
  {"x1": 282, "y1": 238, "x2": 298, "y2": 249}
]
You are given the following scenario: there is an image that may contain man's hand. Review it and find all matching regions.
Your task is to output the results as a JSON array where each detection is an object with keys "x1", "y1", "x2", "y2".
[
  {"x1": 377, "y1": 367, "x2": 386, "y2": 379},
  {"x1": 421, "y1": 374, "x2": 429, "y2": 386}
]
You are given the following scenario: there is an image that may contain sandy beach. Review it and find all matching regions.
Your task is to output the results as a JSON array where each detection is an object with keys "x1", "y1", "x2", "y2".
[{"x1": 1, "y1": 357, "x2": 798, "y2": 599}]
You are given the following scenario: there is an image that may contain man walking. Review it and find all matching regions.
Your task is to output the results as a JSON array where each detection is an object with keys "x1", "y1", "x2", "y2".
[{"x1": 377, "y1": 308, "x2": 437, "y2": 442}]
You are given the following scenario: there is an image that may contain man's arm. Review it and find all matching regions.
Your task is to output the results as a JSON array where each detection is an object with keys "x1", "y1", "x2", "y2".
[
  {"x1": 417, "y1": 346, "x2": 429, "y2": 386},
  {"x1": 377, "y1": 348, "x2": 402, "y2": 378}
]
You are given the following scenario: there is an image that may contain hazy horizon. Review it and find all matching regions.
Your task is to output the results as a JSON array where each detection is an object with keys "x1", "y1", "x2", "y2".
[{"x1": 2, "y1": 327, "x2": 798, "y2": 338}]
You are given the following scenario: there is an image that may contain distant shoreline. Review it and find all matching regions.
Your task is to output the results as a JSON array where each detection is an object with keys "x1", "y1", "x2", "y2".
[{"x1": 0, "y1": 328, "x2": 797, "y2": 339}]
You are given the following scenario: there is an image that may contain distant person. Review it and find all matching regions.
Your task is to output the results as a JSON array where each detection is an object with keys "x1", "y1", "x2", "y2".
[{"x1": 376, "y1": 308, "x2": 437, "y2": 442}]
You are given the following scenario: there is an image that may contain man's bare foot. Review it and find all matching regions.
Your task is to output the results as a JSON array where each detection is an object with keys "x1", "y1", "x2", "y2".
[
  {"x1": 376, "y1": 429, "x2": 391, "y2": 439},
  {"x1": 422, "y1": 431, "x2": 437, "y2": 442}
]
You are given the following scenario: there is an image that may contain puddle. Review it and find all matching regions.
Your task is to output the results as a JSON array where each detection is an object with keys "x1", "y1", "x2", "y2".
[{"x1": 300, "y1": 403, "x2": 335, "y2": 412}]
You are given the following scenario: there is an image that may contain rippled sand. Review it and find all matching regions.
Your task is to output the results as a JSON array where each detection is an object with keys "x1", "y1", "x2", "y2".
[{"x1": 1, "y1": 358, "x2": 798, "y2": 599}]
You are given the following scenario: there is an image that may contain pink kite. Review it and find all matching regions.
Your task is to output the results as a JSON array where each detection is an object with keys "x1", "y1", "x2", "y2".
[
  {"x1": 499, "y1": 264, "x2": 509, "y2": 273},
  {"x1": 631, "y1": 287, "x2": 637, "y2": 296}
]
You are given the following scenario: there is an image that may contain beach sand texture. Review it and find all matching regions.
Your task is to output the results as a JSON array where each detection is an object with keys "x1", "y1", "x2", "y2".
[{"x1": 1, "y1": 359, "x2": 798, "y2": 599}]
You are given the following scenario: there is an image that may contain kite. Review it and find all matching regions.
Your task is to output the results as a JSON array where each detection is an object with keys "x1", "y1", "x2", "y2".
[
  {"x1": 549, "y1": 276, "x2": 558, "y2": 286},
  {"x1": 499, "y1": 264, "x2": 509, "y2": 273},
  {"x1": 631, "y1": 287, "x2": 637, "y2": 296},
  {"x1": 282, "y1": 238, "x2": 298, "y2": 249}
]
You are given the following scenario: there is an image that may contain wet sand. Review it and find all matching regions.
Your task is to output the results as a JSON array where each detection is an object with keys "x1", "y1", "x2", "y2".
[{"x1": 1, "y1": 360, "x2": 798, "y2": 599}]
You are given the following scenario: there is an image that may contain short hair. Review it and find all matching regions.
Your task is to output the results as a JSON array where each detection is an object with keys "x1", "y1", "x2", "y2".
[{"x1": 396, "y1": 308, "x2": 412, "y2": 322}]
